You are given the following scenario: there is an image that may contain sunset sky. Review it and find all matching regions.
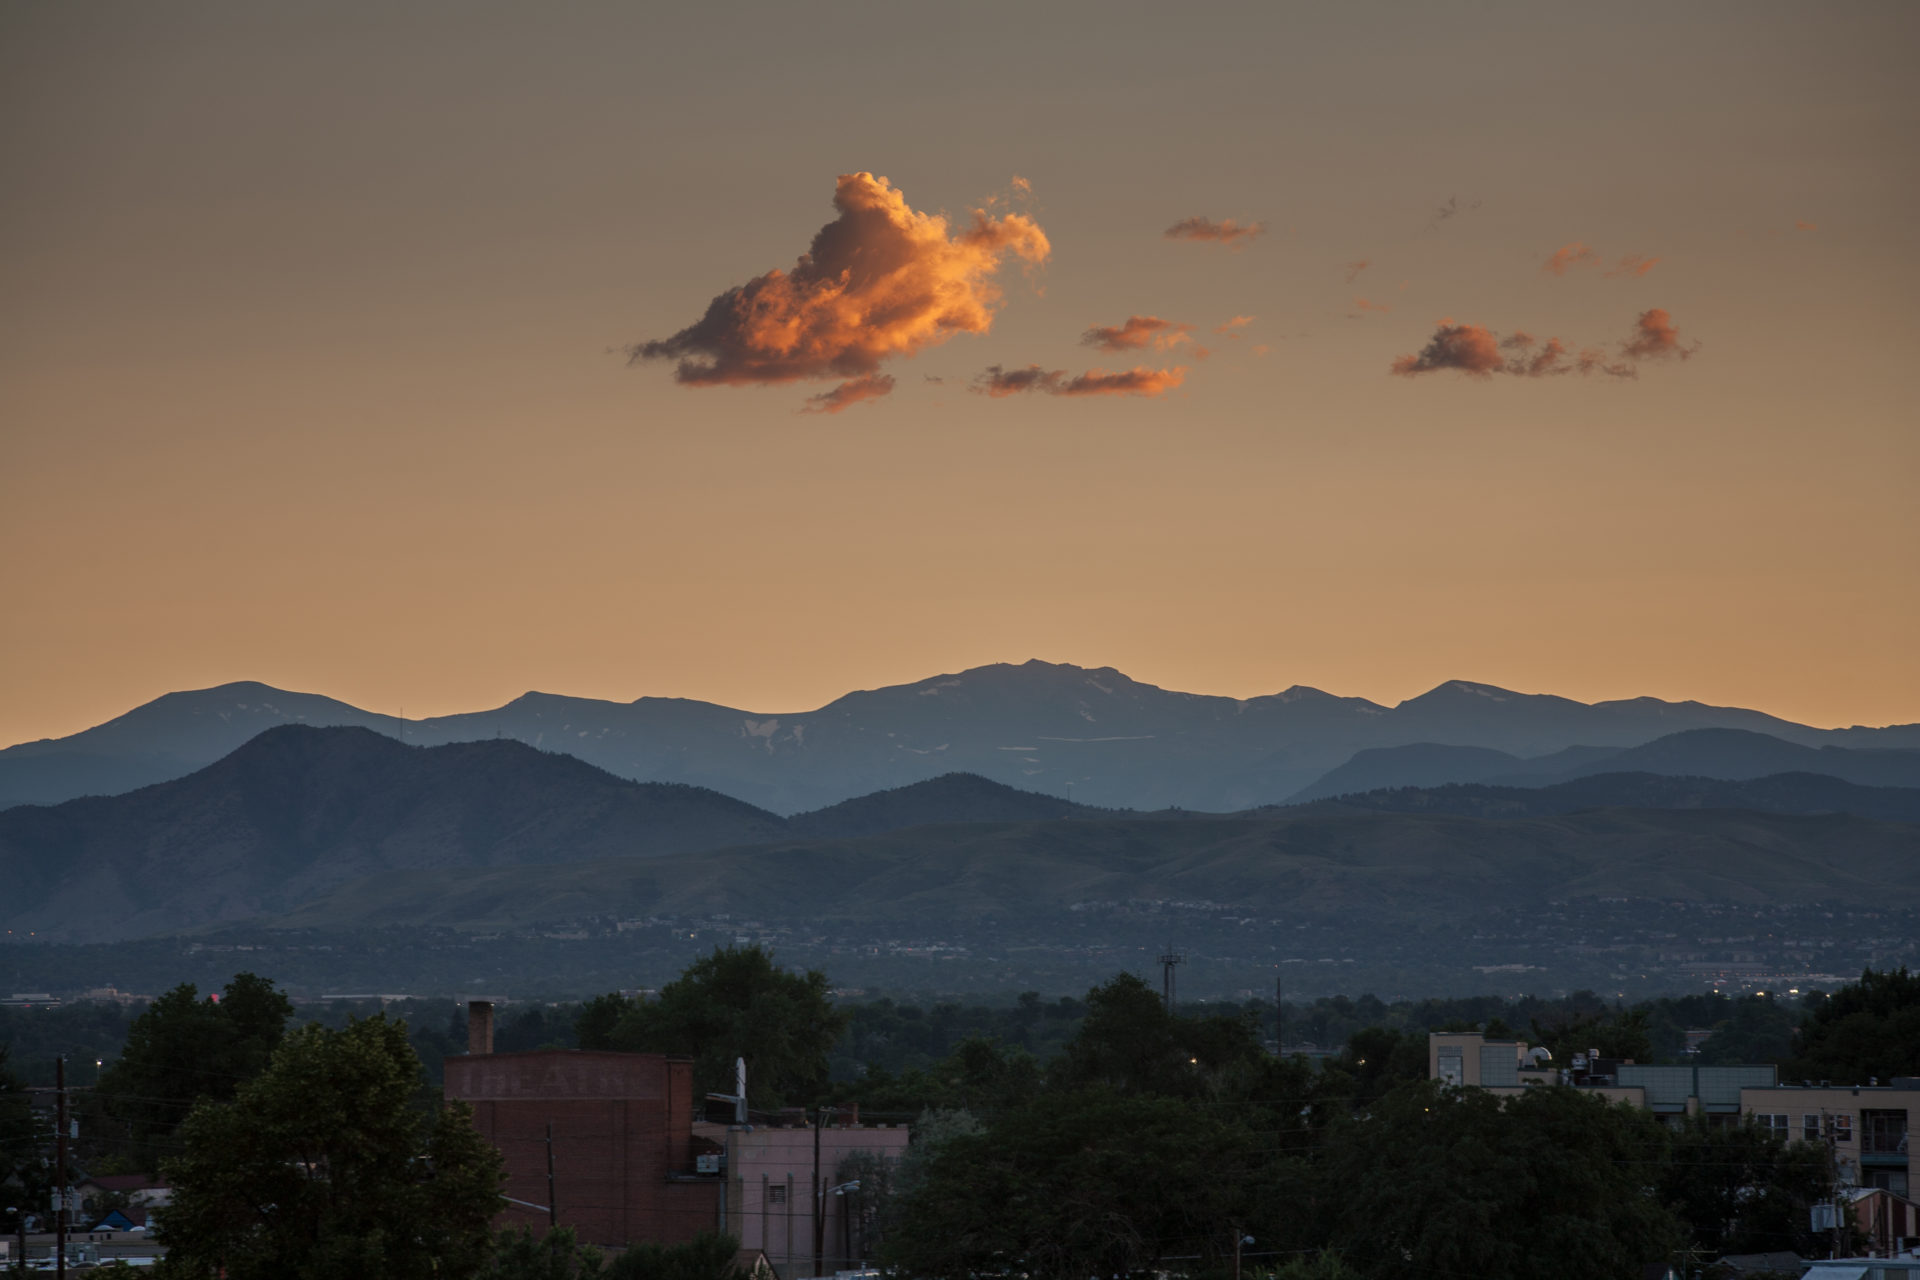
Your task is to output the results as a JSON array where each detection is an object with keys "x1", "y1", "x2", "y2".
[{"x1": 3, "y1": 2, "x2": 1917, "y2": 747}]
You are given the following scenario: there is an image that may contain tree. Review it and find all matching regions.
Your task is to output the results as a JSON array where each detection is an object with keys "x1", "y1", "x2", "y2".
[
  {"x1": 1789, "y1": 967, "x2": 1920, "y2": 1082},
  {"x1": 155, "y1": 1015, "x2": 503, "y2": 1280},
  {"x1": 883, "y1": 1087, "x2": 1254, "y2": 1280},
  {"x1": 482, "y1": 1226, "x2": 605, "y2": 1280},
  {"x1": 1051, "y1": 972, "x2": 1265, "y2": 1099},
  {"x1": 601, "y1": 1232, "x2": 744, "y2": 1280},
  {"x1": 0, "y1": 1044, "x2": 47, "y2": 1245},
  {"x1": 1529, "y1": 1005, "x2": 1653, "y2": 1065},
  {"x1": 1326, "y1": 1027, "x2": 1428, "y2": 1106},
  {"x1": 1320, "y1": 1081, "x2": 1677, "y2": 1280},
  {"x1": 98, "y1": 972, "x2": 293, "y2": 1172},
  {"x1": 583, "y1": 947, "x2": 846, "y2": 1106},
  {"x1": 1657, "y1": 1116, "x2": 1831, "y2": 1258}
]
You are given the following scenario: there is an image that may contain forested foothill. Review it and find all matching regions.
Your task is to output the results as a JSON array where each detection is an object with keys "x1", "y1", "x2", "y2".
[{"x1": 1, "y1": 957, "x2": 1915, "y2": 1278}]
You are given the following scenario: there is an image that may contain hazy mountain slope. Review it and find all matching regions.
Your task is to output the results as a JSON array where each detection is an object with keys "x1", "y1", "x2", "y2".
[
  {"x1": 1296, "y1": 771, "x2": 1920, "y2": 823},
  {"x1": 7, "y1": 662, "x2": 1919, "y2": 814},
  {"x1": 1527, "y1": 728, "x2": 1920, "y2": 790},
  {"x1": 1290, "y1": 730, "x2": 1920, "y2": 802},
  {"x1": 0, "y1": 682, "x2": 402, "y2": 808},
  {"x1": 1285, "y1": 742, "x2": 1606, "y2": 803},
  {"x1": 269, "y1": 807, "x2": 1920, "y2": 933},
  {"x1": 787, "y1": 772, "x2": 1113, "y2": 840},
  {"x1": 0, "y1": 726, "x2": 788, "y2": 942}
]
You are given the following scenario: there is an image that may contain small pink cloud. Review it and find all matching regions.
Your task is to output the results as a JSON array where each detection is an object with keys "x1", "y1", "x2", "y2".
[
  {"x1": 1620, "y1": 308, "x2": 1699, "y2": 361},
  {"x1": 1542, "y1": 242, "x2": 1601, "y2": 276},
  {"x1": 1081, "y1": 315, "x2": 1194, "y2": 352},
  {"x1": 801, "y1": 373, "x2": 895, "y2": 414}
]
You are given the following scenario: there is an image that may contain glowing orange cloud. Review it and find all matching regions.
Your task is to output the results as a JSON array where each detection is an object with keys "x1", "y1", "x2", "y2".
[
  {"x1": 1213, "y1": 315, "x2": 1256, "y2": 335},
  {"x1": 1081, "y1": 315, "x2": 1193, "y2": 352},
  {"x1": 1344, "y1": 259, "x2": 1370, "y2": 284},
  {"x1": 630, "y1": 172, "x2": 1050, "y2": 392},
  {"x1": 1350, "y1": 297, "x2": 1392, "y2": 316},
  {"x1": 801, "y1": 374, "x2": 895, "y2": 414},
  {"x1": 975, "y1": 364, "x2": 1187, "y2": 398},
  {"x1": 1542, "y1": 242, "x2": 1601, "y2": 276},
  {"x1": 1164, "y1": 216, "x2": 1265, "y2": 247},
  {"x1": 1620, "y1": 308, "x2": 1698, "y2": 361},
  {"x1": 1795, "y1": 219, "x2": 1818, "y2": 231},
  {"x1": 1605, "y1": 254, "x2": 1661, "y2": 278}
]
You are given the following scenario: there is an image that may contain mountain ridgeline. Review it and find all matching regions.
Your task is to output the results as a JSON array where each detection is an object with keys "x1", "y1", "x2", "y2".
[
  {"x1": 5, "y1": 661, "x2": 1918, "y2": 814},
  {"x1": 2, "y1": 722, "x2": 1917, "y2": 944}
]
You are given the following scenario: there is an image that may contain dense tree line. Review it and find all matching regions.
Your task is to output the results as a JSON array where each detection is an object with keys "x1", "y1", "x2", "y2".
[
  {"x1": 0, "y1": 961, "x2": 1913, "y2": 1277},
  {"x1": 871, "y1": 973, "x2": 1836, "y2": 1280}
]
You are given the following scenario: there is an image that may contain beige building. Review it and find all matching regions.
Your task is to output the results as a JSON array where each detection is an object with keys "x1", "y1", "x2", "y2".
[
  {"x1": 1428, "y1": 1033, "x2": 1917, "y2": 1199},
  {"x1": 1428, "y1": 1030, "x2": 1774, "y2": 1117},
  {"x1": 1740, "y1": 1080, "x2": 1916, "y2": 1198}
]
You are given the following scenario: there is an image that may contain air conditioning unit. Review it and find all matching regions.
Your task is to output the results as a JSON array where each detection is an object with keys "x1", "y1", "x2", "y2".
[{"x1": 695, "y1": 1153, "x2": 723, "y2": 1174}]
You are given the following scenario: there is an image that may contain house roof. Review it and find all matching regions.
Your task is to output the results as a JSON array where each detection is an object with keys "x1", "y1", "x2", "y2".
[{"x1": 81, "y1": 1172, "x2": 165, "y2": 1192}]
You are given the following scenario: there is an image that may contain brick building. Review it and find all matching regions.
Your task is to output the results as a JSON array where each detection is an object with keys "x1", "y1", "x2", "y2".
[{"x1": 443, "y1": 1004, "x2": 719, "y2": 1248}]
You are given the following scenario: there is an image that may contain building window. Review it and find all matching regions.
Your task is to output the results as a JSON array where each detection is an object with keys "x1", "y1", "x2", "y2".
[
  {"x1": 768, "y1": 1185, "x2": 787, "y2": 1205},
  {"x1": 1756, "y1": 1114, "x2": 1789, "y2": 1138},
  {"x1": 1833, "y1": 1114, "x2": 1853, "y2": 1143},
  {"x1": 1437, "y1": 1048, "x2": 1464, "y2": 1087},
  {"x1": 1804, "y1": 1114, "x2": 1821, "y2": 1142}
]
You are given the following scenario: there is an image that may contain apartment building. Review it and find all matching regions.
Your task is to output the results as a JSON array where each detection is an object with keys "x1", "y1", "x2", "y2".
[
  {"x1": 1428, "y1": 1030, "x2": 1775, "y2": 1117},
  {"x1": 1741, "y1": 1080, "x2": 1917, "y2": 1198},
  {"x1": 1428, "y1": 1032, "x2": 1917, "y2": 1198}
]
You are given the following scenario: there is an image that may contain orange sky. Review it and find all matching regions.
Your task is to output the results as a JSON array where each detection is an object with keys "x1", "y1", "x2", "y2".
[{"x1": 3, "y1": 2, "x2": 1917, "y2": 746}]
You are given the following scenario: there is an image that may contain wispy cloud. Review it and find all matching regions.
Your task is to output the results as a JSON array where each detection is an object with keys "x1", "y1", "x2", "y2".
[
  {"x1": 1604, "y1": 254, "x2": 1661, "y2": 278},
  {"x1": 1081, "y1": 315, "x2": 1194, "y2": 352},
  {"x1": 1795, "y1": 219, "x2": 1818, "y2": 232},
  {"x1": 801, "y1": 374, "x2": 895, "y2": 414},
  {"x1": 1213, "y1": 315, "x2": 1256, "y2": 335},
  {"x1": 1426, "y1": 195, "x2": 1480, "y2": 230},
  {"x1": 975, "y1": 364, "x2": 1187, "y2": 398},
  {"x1": 1344, "y1": 259, "x2": 1370, "y2": 284},
  {"x1": 1164, "y1": 216, "x2": 1265, "y2": 247},
  {"x1": 1545, "y1": 242, "x2": 1663, "y2": 278},
  {"x1": 1349, "y1": 297, "x2": 1392, "y2": 317},
  {"x1": 1542, "y1": 242, "x2": 1601, "y2": 276},
  {"x1": 629, "y1": 172, "x2": 1049, "y2": 402}
]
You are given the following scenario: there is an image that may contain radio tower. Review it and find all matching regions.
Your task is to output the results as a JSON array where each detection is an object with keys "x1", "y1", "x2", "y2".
[{"x1": 1158, "y1": 946, "x2": 1184, "y2": 1014}]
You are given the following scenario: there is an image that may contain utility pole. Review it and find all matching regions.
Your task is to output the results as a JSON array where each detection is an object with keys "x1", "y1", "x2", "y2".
[
  {"x1": 1158, "y1": 948, "x2": 1183, "y2": 1015},
  {"x1": 545, "y1": 1122, "x2": 557, "y2": 1229},
  {"x1": 1826, "y1": 1109, "x2": 1841, "y2": 1260},
  {"x1": 55, "y1": 1055, "x2": 67, "y2": 1280},
  {"x1": 812, "y1": 1106, "x2": 828, "y2": 1280},
  {"x1": 1275, "y1": 974, "x2": 1284, "y2": 1054}
]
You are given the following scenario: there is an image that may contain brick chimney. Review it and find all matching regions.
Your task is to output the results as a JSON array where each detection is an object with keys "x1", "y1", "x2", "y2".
[{"x1": 467, "y1": 1000, "x2": 494, "y2": 1055}]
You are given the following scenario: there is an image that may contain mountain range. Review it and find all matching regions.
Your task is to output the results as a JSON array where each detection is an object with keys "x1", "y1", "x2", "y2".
[
  {"x1": 6, "y1": 661, "x2": 1918, "y2": 814},
  {"x1": 1289, "y1": 729, "x2": 1920, "y2": 802},
  {"x1": 4, "y1": 723, "x2": 1918, "y2": 944}
]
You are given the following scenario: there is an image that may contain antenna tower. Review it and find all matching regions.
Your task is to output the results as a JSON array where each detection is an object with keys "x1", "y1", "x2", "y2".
[{"x1": 1158, "y1": 946, "x2": 1184, "y2": 1014}]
